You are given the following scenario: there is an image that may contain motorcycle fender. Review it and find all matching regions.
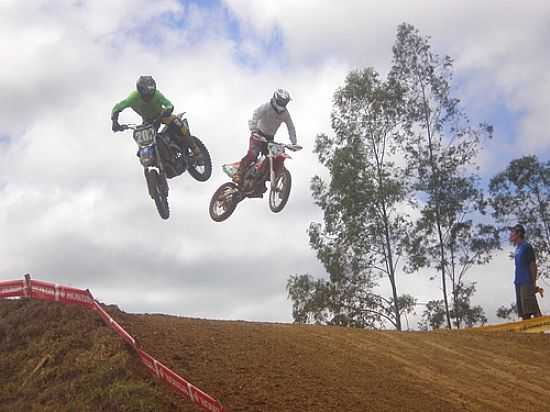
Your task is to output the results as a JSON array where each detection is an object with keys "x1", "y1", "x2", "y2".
[{"x1": 139, "y1": 146, "x2": 156, "y2": 167}]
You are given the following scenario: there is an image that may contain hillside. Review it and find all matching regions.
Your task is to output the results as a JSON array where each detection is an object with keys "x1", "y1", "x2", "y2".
[{"x1": 1, "y1": 299, "x2": 550, "y2": 412}]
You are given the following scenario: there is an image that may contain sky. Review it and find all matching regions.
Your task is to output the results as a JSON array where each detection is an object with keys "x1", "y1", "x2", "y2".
[{"x1": 1, "y1": 0, "x2": 549, "y2": 328}]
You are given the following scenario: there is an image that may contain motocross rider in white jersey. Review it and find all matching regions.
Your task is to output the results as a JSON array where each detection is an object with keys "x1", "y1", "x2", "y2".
[{"x1": 233, "y1": 89, "x2": 297, "y2": 187}]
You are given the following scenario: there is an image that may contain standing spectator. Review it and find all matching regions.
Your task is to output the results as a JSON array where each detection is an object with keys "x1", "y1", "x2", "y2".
[{"x1": 510, "y1": 224, "x2": 542, "y2": 320}]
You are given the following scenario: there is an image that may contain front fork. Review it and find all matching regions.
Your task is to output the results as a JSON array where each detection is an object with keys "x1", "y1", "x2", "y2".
[
  {"x1": 145, "y1": 168, "x2": 169, "y2": 197},
  {"x1": 153, "y1": 136, "x2": 169, "y2": 196},
  {"x1": 269, "y1": 155, "x2": 275, "y2": 190},
  {"x1": 138, "y1": 132, "x2": 169, "y2": 198},
  {"x1": 268, "y1": 156, "x2": 286, "y2": 190}
]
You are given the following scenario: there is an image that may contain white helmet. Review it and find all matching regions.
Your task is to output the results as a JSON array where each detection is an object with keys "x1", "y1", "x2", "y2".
[{"x1": 271, "y1": 88, "x2": 292, "y2": 112}]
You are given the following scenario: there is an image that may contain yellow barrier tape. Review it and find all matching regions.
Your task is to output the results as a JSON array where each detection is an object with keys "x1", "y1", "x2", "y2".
[{"x1": 471, "y1": 315, "x2": 550, "y2": 334}]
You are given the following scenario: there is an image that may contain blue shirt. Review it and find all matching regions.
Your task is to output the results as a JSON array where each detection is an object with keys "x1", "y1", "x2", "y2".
[{"x1": 514, "y1": 241, "x2": 535, "y2": 285}]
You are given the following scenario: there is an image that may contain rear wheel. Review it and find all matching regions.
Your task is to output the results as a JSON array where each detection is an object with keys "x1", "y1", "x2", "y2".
[
  {"x1": 145, "y1": 169, "x2": 170, "y2": 220},
  {"x1": 188, "y1": 136, "x2": 212, "y2": 182},
  {"x1": 209, "y1": 182, "x2": 239, "y2": 222},
  {"x1": 269, "y1": 168, "x2": 291, "y2": 213}
]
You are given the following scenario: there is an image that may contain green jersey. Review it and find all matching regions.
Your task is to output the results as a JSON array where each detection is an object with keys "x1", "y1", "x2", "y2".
[{"x1": 112, "y1": 90, "x2": 174, "y2": 123}]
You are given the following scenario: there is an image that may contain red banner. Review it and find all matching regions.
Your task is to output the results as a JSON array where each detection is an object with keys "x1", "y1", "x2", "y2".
[
  {"x1": 0, "y1": 280, "x2": 25, "y2": 298},
  {"x1": 136, "y1": 349, "x2": 224, "y2": 412},
  {"x1": 28, "y1": 280, "x2": 94, "y2": 308},
  {"x1": 56, "y1": 285, "x2": 94, "y2": 308},
  {"x1": 190, "y1": 385, "x2": 225, "y2": 412},
  {"x1": 93, "y1": 301, "x2": 136, "y2": 347},
  {"x1": 28, "y1": 279, "x2": 57, "y2": 301}
]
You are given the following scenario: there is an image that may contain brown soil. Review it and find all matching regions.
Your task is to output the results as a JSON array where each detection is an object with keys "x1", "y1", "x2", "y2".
[{"x1": 2, "y1": 299, "x2": 550, "y2": 412}]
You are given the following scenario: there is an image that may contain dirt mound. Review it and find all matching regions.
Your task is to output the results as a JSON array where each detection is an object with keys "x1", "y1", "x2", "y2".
[
  {"x1": 2, "y1": 299, "x2": 550, "y2": 412},
  {"x1": 0, "y1": 299, "x2": 188, "y2": 412}
]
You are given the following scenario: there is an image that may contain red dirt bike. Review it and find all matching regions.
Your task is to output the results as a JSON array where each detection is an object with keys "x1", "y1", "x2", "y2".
[{"x1": 209, "y1": 134, "x2": 302, "y2": 222}]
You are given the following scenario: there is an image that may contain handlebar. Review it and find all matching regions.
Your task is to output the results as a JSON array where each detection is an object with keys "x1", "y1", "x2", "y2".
[
  {"x1": 117, "y1": 112, "x2": 167, "y2": 132},
  {"x1": 250, "y1": 133, "x2": 302, "y2": 152},
  {"x1": 118, "y1": 124, "x2": 138, "y2": 131},
  {"x1": 286, "y1": 144, "x2": 303, "y2": 152},
  {"x1": 271, "y1": 142, "x2": 303, "y2": 152}
]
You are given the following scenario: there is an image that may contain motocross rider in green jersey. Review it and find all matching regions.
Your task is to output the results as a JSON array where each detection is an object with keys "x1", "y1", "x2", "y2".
[{"x1": 111, "y1": 76, "x2": 199, "y2": 156}]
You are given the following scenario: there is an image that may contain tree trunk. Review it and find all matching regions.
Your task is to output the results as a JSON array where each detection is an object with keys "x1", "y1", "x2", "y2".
[
  {"x1": 372, "y1": 130, "x2": 402, "y2": 331},
  {"x1": 420, "y1": 80, "x2": 452, "y2": 329},
  {"x1": 382, "y1": 203, "x2": 402, "y2": 331}
]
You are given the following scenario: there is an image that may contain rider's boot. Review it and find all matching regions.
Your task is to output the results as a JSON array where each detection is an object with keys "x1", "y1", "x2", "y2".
[
  {"x1": 233, "y1": 158, "x2": 248, "y2": 186},
  {"x1": 167, "y1": 117, "x2": 201, "y2": 158},
  {"x1": 179, "y1": 128, "x2": 201, "y2": 158}
]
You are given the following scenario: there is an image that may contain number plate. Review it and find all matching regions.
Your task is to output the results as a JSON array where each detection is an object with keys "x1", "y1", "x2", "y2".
[
  {"x1": 268, "y1": 143, "x2": 284, "y2": 156},
  {"x1": 133, "y1": 126, "x2": 155, "y2": 146}
]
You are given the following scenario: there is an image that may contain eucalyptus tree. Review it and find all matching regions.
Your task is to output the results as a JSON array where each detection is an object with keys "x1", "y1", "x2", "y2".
[
  {"x1": 389, "y1": 23, "x2": 494, "y2": 328},
  {"x1": 489, "y1": 155, "x2": 550, "y2": 278},
  {"x1": 287, "y1": 68, "x2": 415, "y2": 330}
]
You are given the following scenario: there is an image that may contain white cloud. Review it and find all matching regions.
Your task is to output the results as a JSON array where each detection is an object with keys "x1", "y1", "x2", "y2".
[
  {"x1": 1, "y1": 1, "x2": 549, "y2": 327},
  {"x1": 225, "y1": 0, "x2": 550, "y2": 155}
]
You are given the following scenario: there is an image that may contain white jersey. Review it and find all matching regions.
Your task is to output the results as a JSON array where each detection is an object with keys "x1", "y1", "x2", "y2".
[{"x1": 248, "y1": 102, "x2": 297, "y2": 145}]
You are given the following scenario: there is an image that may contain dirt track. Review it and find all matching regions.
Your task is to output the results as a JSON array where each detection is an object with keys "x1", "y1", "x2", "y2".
[
  {"x1": 2, "y1": 299, "x2": 550, "y2": 412},
  {"x1": 116, "y1": 311, "x2": 550, "y2": 412}
]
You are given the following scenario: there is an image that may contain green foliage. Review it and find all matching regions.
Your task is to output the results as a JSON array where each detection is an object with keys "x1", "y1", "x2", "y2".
[
  {"x1": 489, "y1": 155, "x2": 550, "y2": 278},
  {"x1": 287, "y1": 274, "x2": 416, "y2": 329},
  {"x1": 418, "y1": 300, "x2": 447, "y2": 331},
  {"x1": 390, "y1": 23, "x2": 495, "y2": 328},
  {"x1": 450, "y1": 282, "x2": 487, "y2": 328},
  {"x1": 288, "y1": 67, "x2": 414, "y2": 330},
  {"x1": 419, "y1": 282, "x2": 486, "y2": 330},
  {"x1": 496, "y1": 303, "x2": 518, "y2": 320},
  {"x1": 289, "y1": 22, "x2": 506, "y2": 331}
]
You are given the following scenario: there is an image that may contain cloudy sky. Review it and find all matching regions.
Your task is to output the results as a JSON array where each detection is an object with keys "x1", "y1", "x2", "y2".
[{"x1": 1, "y1": 0, "x2": 549, "y2": 327}]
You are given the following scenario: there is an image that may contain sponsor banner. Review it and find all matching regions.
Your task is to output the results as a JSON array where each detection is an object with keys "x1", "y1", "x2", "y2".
[
  {"x1": 93, "y1": 301, "x2": 136, "y2": 347},
  {"x1": 29, "y1": 280, "x2": 94, "y2": 308},
  {"x1": 0, "y1": 280, "x2": 25, "y2": 298},
  {"x1": 160, "y1": 364, "x2": 194, "y2": 400},
  {"x1": 137, "y1": 348, "x2": 158, "y2": 375},
  {"x1": 56, "y1": 286, "x2": 94, "y2": 308},
  {"x1": 137, "y1": 348, "x2": 224, "y2": 412},
  {"x1": 137, "y1": 349, "x2": 157, "y2": 375},
  {"x1": 190, "y1": 386, "x2": 225, "y2": 412},
  {"x1": 29, "y1": 279, "x2": 57, "y2": 302}
]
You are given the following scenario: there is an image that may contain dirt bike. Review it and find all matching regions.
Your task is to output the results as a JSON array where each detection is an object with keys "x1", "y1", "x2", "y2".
[
  {"x1": 120, "y1": 113, "x2": 212, "y2": 219},
  {"x1": 209, "y1": 134, "x2": 302, "y2": 222}
]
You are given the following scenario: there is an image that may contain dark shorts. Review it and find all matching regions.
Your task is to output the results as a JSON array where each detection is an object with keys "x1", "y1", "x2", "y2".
[{"x1": 515, "y1": 283, "x2": 541, "y2": 318}]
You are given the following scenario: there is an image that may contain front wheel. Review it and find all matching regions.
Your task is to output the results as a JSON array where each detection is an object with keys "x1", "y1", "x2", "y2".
[
  {"x1": 187, "y1": 136, "x2": 212, "y2": 182},
  {"x1": 145, "y1": 169, "x2": 170, "y2": 220},
  {"x1": 269, "y1": 168, "x2": 291, "y2": 213},
  {"x1": 209, "y1": 182, "x2": 239, "y2": 222}
]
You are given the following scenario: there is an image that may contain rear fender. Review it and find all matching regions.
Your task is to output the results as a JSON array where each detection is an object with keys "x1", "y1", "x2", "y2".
[
  {"x1": 176, "y1": 113, "x2": 190, "y2": 134},
  {"x1": 222, "y1": 161, "x2": 240, "y2": 178}
]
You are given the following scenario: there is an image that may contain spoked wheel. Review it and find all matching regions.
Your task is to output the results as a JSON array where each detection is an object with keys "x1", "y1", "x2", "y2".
[
  {"x1": 269, "y1": 168, "x2": 292, "y2": 213},
  {"x1": 145, "y1": 169, "x2": 170, "y2": 220},
  {"x1": 187, "y1": 136, "x2": 212, "y2": 182},
  {"x1": 209, "y1": 182, "x2": 240, "y2": 222}
]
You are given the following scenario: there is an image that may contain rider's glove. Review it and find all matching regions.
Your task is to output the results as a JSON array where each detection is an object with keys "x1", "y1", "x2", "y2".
[
  {"x1": 161, "y1": 107, "x2": 174, "y2": 119},
  {"x1": 111, "y1": 111, "x2": 122, "y2": 132},
  {"x1": 112, "y1": 120, "x2": 123, "y2": 132}
]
